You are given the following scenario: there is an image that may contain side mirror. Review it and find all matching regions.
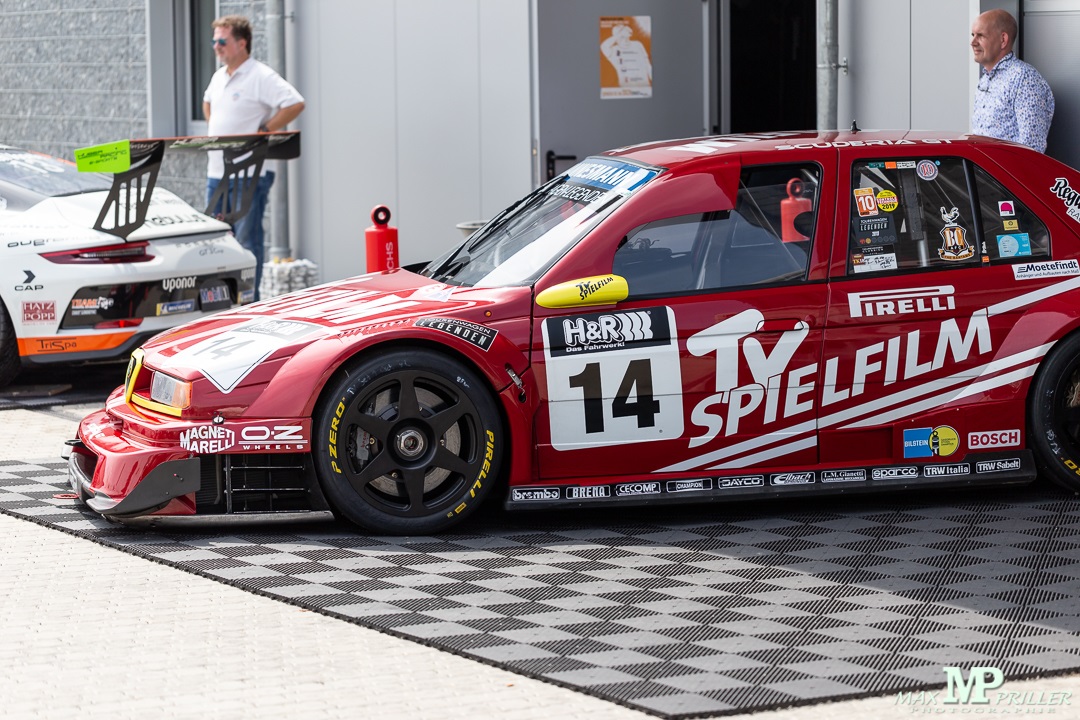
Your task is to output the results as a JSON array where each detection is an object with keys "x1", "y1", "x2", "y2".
[{"x1": 536, "y1": 275, "x2": 629, "y2": 308}]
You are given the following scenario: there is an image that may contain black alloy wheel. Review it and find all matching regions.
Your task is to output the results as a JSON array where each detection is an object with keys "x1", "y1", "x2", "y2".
[
  {"x1": 1030, "y1": 332, "x2": 1080, "y2": 492},
  {"x1": 314, "y1": 348, "x2": 503, "y2": 533}
]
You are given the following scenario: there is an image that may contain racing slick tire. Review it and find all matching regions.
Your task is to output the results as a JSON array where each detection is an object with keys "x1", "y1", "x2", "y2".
[
  {"x1": 1030, "y1": 332, "x2": 1080, "y2": 492},
  {"x1": 0, "y1": 303, "x2": 20, "y2": 388},
  {"x1": 313, "y1": 348, "x2": 504, "y2": 534}
]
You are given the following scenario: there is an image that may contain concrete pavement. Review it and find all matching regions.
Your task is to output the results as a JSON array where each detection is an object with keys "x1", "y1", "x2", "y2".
[{"x1": 0, "y1": 405, "x2": 1076, "y2": 719}]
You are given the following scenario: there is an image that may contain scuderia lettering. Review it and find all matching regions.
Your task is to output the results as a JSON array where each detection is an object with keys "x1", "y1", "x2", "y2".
[{"x1": 686, "y1": 308, "x2": 992, "y2": 448}]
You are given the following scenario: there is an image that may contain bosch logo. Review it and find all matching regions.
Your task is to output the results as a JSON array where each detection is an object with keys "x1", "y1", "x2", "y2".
[
  {"x1": 968, "y1": 430, "x2": 1020, "y2": 449},
  {"x1": 162, "y1": 276, "x2": 197, "y2": 292},
  {"x1": 872, "y1": 466, "x2": 919, "y2": 480},
  {"x1": 562, "y1": 311, "x2": 652, "y2": 347}
]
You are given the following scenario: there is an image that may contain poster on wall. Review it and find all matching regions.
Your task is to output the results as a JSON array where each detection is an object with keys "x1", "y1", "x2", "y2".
[{"x1": 600, "y1": 16, "x2": 653, "y2": 99}]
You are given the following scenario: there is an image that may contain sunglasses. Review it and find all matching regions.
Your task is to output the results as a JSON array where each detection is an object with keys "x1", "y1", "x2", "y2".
[{"x1": 211, "y1": 38, "x2": 229, "y2": 47}]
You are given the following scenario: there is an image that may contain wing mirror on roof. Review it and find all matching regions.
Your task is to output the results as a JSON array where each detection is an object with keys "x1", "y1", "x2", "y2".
[{"x1": 536, "y1": 275, "x2": 629, "y2": 309}]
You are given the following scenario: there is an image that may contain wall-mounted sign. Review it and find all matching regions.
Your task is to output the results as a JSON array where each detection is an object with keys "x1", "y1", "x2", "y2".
[{"x1": 600, "y1": 16, "x2": 652, "y2": 99}]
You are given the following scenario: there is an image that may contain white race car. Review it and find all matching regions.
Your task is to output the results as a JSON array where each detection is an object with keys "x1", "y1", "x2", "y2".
[{"x1": 0, "y1": 133, "x2": 298, "y2": 387}]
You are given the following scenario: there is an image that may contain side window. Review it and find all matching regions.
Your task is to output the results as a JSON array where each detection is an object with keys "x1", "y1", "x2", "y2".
[
  {"x1": 849, "y1": 158, "x2": 980, "y2": 274},
  {"x1": 614, "y1": 163, "x2": 819, "y2": 296},
  {"x1": 972, "y1": 164, "x2": 1050, "y2": 262}
]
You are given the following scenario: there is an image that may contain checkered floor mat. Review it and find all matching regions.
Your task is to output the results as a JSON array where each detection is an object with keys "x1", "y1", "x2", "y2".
[{"x1": 3, "y1": 459, "x2": 1080, "y2": 718}]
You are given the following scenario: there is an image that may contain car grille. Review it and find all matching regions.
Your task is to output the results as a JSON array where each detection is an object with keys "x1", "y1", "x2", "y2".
[{"x1": 196, "y1": 453, "x2": 315, "y2": 514}]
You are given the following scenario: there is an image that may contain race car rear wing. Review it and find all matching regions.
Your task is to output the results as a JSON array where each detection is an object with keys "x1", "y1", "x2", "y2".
[{"x1": 74, "y1": 131, "x2": 301, "y2": 240}]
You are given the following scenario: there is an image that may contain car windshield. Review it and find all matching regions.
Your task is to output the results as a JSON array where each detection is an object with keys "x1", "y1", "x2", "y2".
[
  {"x1": 0, "y1": 149, "x2": 111, "y2": 196},
  {"x1": 423, "y1": 157, "x2": 659, "y2": 287}
]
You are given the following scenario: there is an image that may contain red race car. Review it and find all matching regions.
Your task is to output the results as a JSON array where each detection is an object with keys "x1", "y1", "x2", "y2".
[{"x1": 67, "y1": 130, "x2": 1080, "y2": 533}]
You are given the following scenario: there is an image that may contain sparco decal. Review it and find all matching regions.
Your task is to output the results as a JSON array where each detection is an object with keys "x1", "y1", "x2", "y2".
[
  {"x1": 872, "y1": 466, "x2": 919, "y2": 480},
  {"x1": 821, "y1": 469, "x2": 866, "y2": 483},
  {"x1": 179, "y1": 426, "x2": 235, "y2": 453},
  {"x1": 565, "y1": 485, "x2": 611, "y2": 499},
  {"x1": 847, "y1": 286, "x2": 955, "y2": 318},
  {"x1": 666, "y1": 478, "x2": 713, "y2": 493},
  {"x1": 615, "y1": 482, "x2": 661, "y2": 497},
  {"x1": 969, "y1": 429, "x2": 1020, "y2": 449},
  {"x1": 923, "y1": 463, "x2": 970, "y2": 477},
  {"x1": 717, "y1": 475, "x2": 764, "y2": 488},
  {"x1": 162, "y1": 276, "x2": 197, "y2": 292},
  {"x1": 511, "y1": 487, "x2": 561, "y2": 501},
  {"x1": 415, "y1": 317, "x2": 497, "y2": 351},
  {"x1": 1050, "y1": 177, "x2": 1080, "y2": 222},
  {"x1": 975, "y1": 458, "x2": 1022, "y2": 473},
  {"x1": 770, "y1": 472, "x2": 814, "y2": 486}
]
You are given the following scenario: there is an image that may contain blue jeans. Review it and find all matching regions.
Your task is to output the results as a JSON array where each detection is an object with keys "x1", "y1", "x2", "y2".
[{"x1": 207, "y1": 170, "x2": 275, "y2": 301}]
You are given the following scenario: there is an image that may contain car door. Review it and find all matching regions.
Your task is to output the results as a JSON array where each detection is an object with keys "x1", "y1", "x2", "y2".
[
  {"x1": 817, "y1": 149, "x2": 1053, "y2": 470},
  {"x1": 533, "y1": 152, "x2": 836, "y2": 486}
]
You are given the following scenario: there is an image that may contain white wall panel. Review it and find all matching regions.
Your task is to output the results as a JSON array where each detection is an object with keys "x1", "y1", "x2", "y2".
[{"x1": 910, "y1": 0, "x2": 969, "y2": 131}]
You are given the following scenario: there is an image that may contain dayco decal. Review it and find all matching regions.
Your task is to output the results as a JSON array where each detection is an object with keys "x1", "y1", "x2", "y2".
[
  {"x1": 162, "y1": 276, "x2": 197, "y2": 292},
  {"x1": 512, "y1": 487, "x2": 560, "y2": 502},
  {"x1": 1050, "y1": 177, "x2": 1080, "y2": 222},
  {"x1": 821, "y1": 469, "x2": 866, "y2": 483},
  {"x1": 615, "y1": 481, "x2": 661, "y2": 497},
  {"x1": 687, "y1": 307, "x2": 993, "y2": 448},
  {"x1": 180, "y1": 426, "x2": 235, "y2": 453},
  {"x1": 770, "y1": 472, "x2": 814, "y2": 486},
  {"x1": 667, "y1": 478, "x2": 713, "y2": 493},
  {"x1": 975, "y1": 458, "x2": 1022, "y2": 473},
  {"x1": 923, "y1": 463, "x2": 971, "y2": 477},
  {"x1": 848, "y1": 286, "x2": 955, "y2": 318},
  {"x1": 968, "y1": 429, "x2": 1020, "y2": 449},
  {"x1": 415, "y1": 317, "x2": 497, "y2": 351},
  {"x1": 872, "y1": 466, "x2": 919, "y2": 480},
  {"x1": 717, "y1": 475, "x2": 764, "y2": 488},
  {"x1": 565, "y1": 485, "x2": 611, "y2": 499}
]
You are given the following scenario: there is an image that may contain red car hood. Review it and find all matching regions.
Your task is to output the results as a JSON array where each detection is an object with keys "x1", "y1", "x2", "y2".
[{"x1": 141, "y1": 270, "x2": 517, "y2": 380}]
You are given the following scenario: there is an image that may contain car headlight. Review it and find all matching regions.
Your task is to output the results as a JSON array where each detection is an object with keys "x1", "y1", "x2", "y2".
[{"x1": 150, "y1": 371, "x2": 191, "y2": 410}]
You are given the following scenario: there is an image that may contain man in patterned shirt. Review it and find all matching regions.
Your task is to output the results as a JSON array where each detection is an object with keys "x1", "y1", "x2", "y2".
[{"x1": 970, "y1": 9, "x2": 1054, "y2": 153}]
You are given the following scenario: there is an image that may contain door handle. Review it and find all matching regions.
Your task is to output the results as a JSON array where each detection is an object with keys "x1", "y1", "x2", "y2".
[
  {"x1": 546, "y1": 150, "x2": 578, "y2": 181},
  {"x1": 755, "y1": 319, "x2": 810, "y2": 332}
]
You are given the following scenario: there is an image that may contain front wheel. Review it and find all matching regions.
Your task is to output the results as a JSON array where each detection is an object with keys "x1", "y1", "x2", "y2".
[
  {"x1": 313, "y1": 348, "x2": 503, "y2": 534},
  {"x1": 1029, "y1": 332, "x2": 1080, "y2": 492}
]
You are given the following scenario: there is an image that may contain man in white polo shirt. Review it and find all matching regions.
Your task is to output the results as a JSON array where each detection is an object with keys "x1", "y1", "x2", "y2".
[{"x1": 203, "y1": 14, "x2": 305, "y2": 300}]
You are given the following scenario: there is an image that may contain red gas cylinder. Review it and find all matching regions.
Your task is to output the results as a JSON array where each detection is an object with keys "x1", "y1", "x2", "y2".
[
  {"x1": 780, "y1": 178, "x2": 813, "y2": 242},
  {"x1": 365, "y1": 205, "x2": 399, "y2": 272}
]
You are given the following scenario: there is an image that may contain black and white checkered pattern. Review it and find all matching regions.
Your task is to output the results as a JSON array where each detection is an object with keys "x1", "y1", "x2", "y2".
[{"x1": 3, "y1": 459, "x2": 1079, "y2": 718}]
